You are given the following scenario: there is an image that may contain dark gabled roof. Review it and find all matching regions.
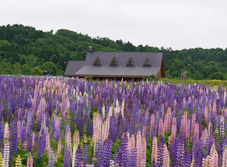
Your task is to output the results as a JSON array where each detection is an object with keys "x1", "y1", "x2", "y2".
[
  {"x1": 65, "y1": 52, "x2": 164, "y2": 77},
  {"x1": 64, "y1": 61, "x2": 85, "y2": 76},
  {"x1": 75, "y1": 66, "x2": 161, "y2": 77},
  {"x1": 84, "y1": 52, "x2": 162, "y2": 67}
]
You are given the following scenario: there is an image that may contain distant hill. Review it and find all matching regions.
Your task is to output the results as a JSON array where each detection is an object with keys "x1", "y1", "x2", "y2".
[{"x1": 0, "y1": 24, "x2": 227, "y2": 80}]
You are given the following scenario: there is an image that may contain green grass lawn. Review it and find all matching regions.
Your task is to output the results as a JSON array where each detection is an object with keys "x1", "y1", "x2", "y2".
[{"x1": 160, "y1": 78, "x2": 227, "y2": 87}]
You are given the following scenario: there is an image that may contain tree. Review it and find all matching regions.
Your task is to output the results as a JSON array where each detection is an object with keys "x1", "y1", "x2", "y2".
[
  {"x1": 32, "y1": 66, "x2": 43, "y2": 76},
  {"x1": 20, "y1": 56, "x2": 26, "y2": 65},
  {"x1": 49, "y1": 55, "x2": 58, "y2": 64},
  {"x1": 193, "y1": 71, "x2": 203, "y2": 80},
  {"x1": 208, "y1": 72, "x2": 226, "y2": 80},
  {"x1": 40, "y1": 62, "x2": 57, "y2": 75}
]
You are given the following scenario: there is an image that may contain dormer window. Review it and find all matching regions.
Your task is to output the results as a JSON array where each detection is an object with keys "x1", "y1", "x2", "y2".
[
  {"x1": 143, "y1": 58, "x2": 152, "y2": 67},
  {"x1": 126, "y1": 57, "x2": 135, "y2": 67},
  {"x1": 109, "y1": 57, "x2": 118, "y2": 67},
  {"x1": 93, "y1": 57, "x2": 101, "y2": 66}
]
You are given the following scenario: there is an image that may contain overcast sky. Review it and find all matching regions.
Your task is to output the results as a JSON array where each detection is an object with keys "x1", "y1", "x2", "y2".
[{"x1": 1, "y1": 0, "x2": 227, "y2": 50}]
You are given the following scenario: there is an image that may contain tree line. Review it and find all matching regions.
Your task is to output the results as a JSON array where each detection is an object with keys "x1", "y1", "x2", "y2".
[{"x1": 0, "y1": 24, "x2": 226, "y2": 80}]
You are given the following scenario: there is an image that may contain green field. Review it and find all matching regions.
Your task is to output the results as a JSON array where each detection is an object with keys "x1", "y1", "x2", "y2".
[{"x1": 160, "y1": 78, "x2": 227, "y2": 87}]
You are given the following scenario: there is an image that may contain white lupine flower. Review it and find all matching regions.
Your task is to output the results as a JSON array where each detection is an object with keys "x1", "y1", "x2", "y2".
[
  {"x1": 224, "y1": 92, "x2": 226, "y2": 105},
  {"x1": 109, "y1": 106, "x2": 113, "y2": 117},
  {"x1": 102, "y1": 105, "x2": 105, "y2": 117}
]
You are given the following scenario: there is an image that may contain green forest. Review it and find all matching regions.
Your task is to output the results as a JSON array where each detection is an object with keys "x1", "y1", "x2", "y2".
[{"x1": 0, "y1": 24, "x2": 227, "y2": 80}]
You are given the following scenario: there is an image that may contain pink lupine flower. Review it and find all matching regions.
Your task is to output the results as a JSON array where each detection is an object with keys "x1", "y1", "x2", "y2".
[
  {"x1": 66, "y1": 129, "x2": 72, "y2": 156},
  {"x1": 151, "y1": 137, "x2": 158, "y2": 164},
  {"x1": 101, "y1": 116, "x2": 110, "y2": 142},
  {"x1": 32, "y1": 132, "x2": 35, "y2": 152},
  {"x1": 150, "y1": 114, "x2": 155, "y2": 136},
  {"x1": 142, "y1": 126, "x2": 146, "y2": 139},
  {"x1": 208, "y1": 121, "x2": 212, "y2": 136},
  {"x1": 158, "y1": 118, "x2": 164, "y2": 136},
  {"x1": 26, "y1": 152, "x2": 33, "y2": 167},
  {"x1": 92, "y1": 112, "x2": 102, "y2": 155},
  {"x1": 45, "y1": 132, "x2": 50, "y2": 157},
  {"x1": 4, "y1": 122, "x2": 10, "y2": 140},
  {"x1": 3, "y1": 140, "x2": 10, "y2": 167},
  {"x1": 204, "y1": 106, "x2": 208, "y2": 122},
  {"x1": 72, "y1": 129, "x2": 80, "y2": 167},
  {"x1": 168, "y1": 117, "x2": 176, "y2": 143},
  {"x1": 147, "y1": 89, "x2": 150, "y2": 100},
  {"x1": 186, "y1": 120, "x2": 190, "y2": 138},
  {"x1": 163, "y1": 144, "x2": 170, "y2": 167},
  {"x1": 209, "y1": 141, "x2": 216, "y2": 158},
  {"x1": 193, "y1": 122, "x2": 199, "y2": 141},
  {"x1": 136, "y1": 131, "x2": 143, "y2": 167},
  {"x1": 32, "y1": 86, "x2": 38, "y2": 112},
  {"x1": 142, "y1": 136, "x2": 146, "y2": 161},
  {"x1": 3, "y1": 122, "x2": 10, "y2": 167},
  {"x1": 212, "y1": 102, "x2": 216, "y2": 113},
  {"x1": 73, "y1": 130, "x2": 80, "y2": 146},
  {"x1": 222, "y1": 146, "x2": 227, "y2": 167},
  {"x1": 56, "y1": 139, "x2": 62, "y2": 161},
  {"x1": 224, "y1": 107, "x2": 227, "y2": 118},
  {"x1": 164, "y1": 107, "x2": 171, "y2": 133},
  {"x1": 22, "y1": 142, "x2": 27, "y2": 150},
  {"x1": 191, "y1": 113, "x2": 196, "y2": 135},
  {"x1": 180, "y1": 111, "x2": 188, "y2": 132},
  {"x1": 130, "y1": 134, "x2": 135, "y2": 150},
  {"x1": 202, "y1": 156, "x2": 209, "y2": 167},
  {"x1": 128, "y1": 134, "x2": 132, "y2": 154},
  {"x1": 210, "y1": 150, "x2": 218, "y2": 167},
  {"x1": 201, "y1": 129, "x2": 208, "y2": 145}
]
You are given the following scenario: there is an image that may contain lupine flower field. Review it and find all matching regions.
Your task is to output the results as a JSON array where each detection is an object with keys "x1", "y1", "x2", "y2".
[{"x1": 0, "y1": 75, "x2": 227, "y2": 166}]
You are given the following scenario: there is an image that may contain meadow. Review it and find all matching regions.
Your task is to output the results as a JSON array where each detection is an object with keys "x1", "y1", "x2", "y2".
[
  {"x1": 0, "y1": 75, "x2": 226, "y2": 167},
  {"x1": 160, "y1": 78, "x2": 227, "y2": 87}
]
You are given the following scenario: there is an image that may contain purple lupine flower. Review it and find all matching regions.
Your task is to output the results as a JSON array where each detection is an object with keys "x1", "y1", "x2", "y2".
[
  {"x1": 48, "y1": 147, "x2": 55, "y2": 167},
  {"x1": 184, "y1": 148, "x2": 191, "y2": 166},
  {"x1": 102, "y1": 138, "x2": 113, "y2": 167},
  {"x1": 83, "y1": 144, "x2": 88, "y2": 167},
  {"x1": 37, "y1": 132, "x2": 46, "y2": 160},
  {"x1": 115, "y1": 147, "x2": 123, "y2": 167},
  {"x1": 50, "y1": 115, "x2": 55, "y2": 139},
  {"x1": 157, "y1": 136, "x2": 164, "y2": 166},
  {"x1": 120, "y1": 133, "x2": 128, "y2": 167},
  {"x1": 219, "y1": 116, "x2": 225, "y2": 165},
  {"x1": 64, "y1": 146, "x2": 71, "y2": 167},
  {"x1": 27, "y1": 130, "x2": 33, "y2": 153},
  {"x1": 36, "y1": 111, "x2": 42, "y2": 132},
  {"x1": 0, "y1": 122, "x2": 4, "y2": 153},
  {"x1": 128, "y1": 147, "x2": 137, "y2": 167},
  {"x1": 37, "y1": 135, "x2": 43, "y2": 160},
  {"x1": 95, "y1": 140, "x2": 104, "y2": 167},
  {"x1": 74, "y1": 145, "x2": 82, "y2": 167},
  {"x1": 176, "y1": 137, "x2": 184, "y2": 166},
  {"x1": 193, "y1": 139, "x2": 203, "y2": 167},
  {"x1": 169, "y1": 138, "x2": 178, "y2": 167},
  {"x1": 9, "y1": 120, "x2": 17, "y2": 164}
]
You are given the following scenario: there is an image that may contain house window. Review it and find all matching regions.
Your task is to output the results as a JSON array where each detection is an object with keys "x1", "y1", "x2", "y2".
[
  {"x1": 109, "y1": 57, "x2": 118, "y2": 67},
  {"x1": 126, "y1": 58, "x2": 135, "y2": 67},
  {"x1": 143, "y1": 58, "x2": 152, "y2": 67},
  {"x1": 93, "y1": 57, "x2": 101, "y2": 66}
]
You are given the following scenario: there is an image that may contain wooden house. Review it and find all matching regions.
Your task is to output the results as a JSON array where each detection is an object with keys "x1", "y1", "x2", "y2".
[{"x1": 65, "y1": 46, "x2": 165, "y2": 81}]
